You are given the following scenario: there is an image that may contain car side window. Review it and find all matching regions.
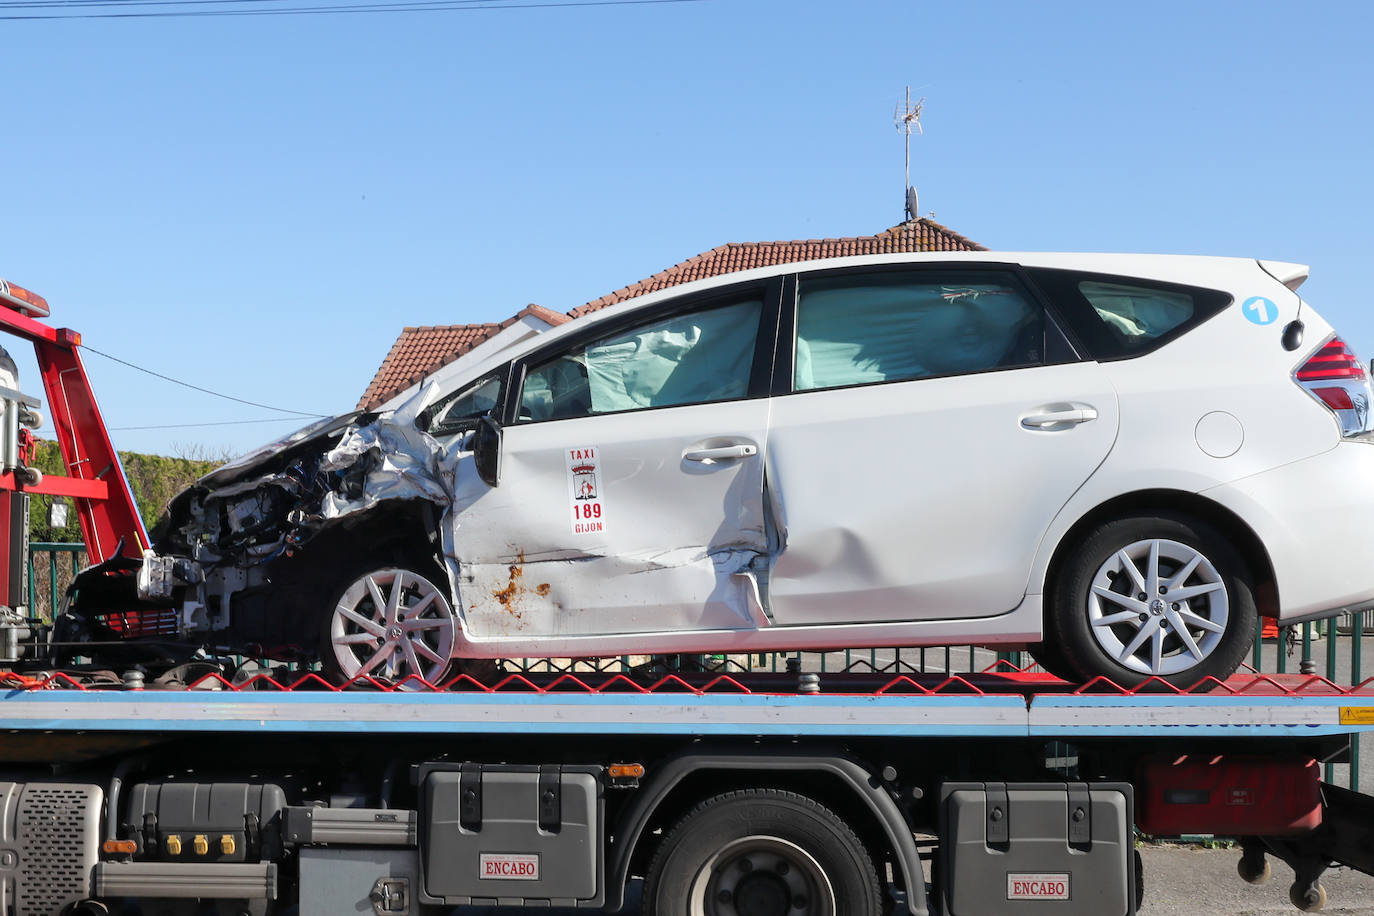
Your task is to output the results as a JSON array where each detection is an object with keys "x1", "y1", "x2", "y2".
[
  {"x1": 420, "y1": 375, "x2": 502, "y2": 437},
  {"x1": 793, "y1": 271, "x2": 1045, "y2": 391},
  {"x1": 518, "y1": 297, "x2": 763, "y2": 422},
  {"x1": 1078, "y1": 280, "x2": 1194, "y2": 340},
  {"x1": 1025, "y1": 268, "x2": 1231, "y2": 360}
]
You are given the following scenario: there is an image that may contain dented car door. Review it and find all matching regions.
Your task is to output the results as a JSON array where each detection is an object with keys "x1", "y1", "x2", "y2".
[
  {"x1": 449, "y1": 287, "x2": 776, "y2": 645},
  {"x1": 764, "y1": 266, "x2": 1119, "y2": 625}
]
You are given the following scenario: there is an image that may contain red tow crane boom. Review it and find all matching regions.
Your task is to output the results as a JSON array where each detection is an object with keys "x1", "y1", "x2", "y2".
[{"x1": 0, "y1": 279, "x2": 146, "y2": 597}]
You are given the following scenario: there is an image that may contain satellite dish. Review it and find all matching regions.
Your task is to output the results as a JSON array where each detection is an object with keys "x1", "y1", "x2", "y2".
[{"x1": 905, "y1": 186, "x2": 919, "y2": 221}]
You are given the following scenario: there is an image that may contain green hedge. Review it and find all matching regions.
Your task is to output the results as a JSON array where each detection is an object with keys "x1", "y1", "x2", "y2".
[{"x1": 28, "y1": 440, "x2": 222, "y2": 543}]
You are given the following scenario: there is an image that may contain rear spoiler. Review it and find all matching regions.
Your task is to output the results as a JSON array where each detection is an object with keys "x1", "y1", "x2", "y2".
[{"x1": 1258, "y1": 260, "x2": 1309, "y2": 292}]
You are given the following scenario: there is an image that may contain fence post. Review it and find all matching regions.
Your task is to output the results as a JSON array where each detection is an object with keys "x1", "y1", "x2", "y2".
[
  {"x1": 1326, "y1": 619, "x2": 1339, "y2": 784},
  {"x1": 1354, "y1": 613, "x2": 1364, "y2": 792}
]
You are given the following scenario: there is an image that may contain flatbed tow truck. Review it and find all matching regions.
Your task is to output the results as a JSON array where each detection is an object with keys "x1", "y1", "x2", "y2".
[{"x1": 0, "y1": 282, "x2": 1371, "y2": 916}]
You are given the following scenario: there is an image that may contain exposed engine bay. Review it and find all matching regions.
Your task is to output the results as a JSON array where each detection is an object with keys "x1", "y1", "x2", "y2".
[{"x1": 61, "y1": 390, "x2": 461, "y2": 666}]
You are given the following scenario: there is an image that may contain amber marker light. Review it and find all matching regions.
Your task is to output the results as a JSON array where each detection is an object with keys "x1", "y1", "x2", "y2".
[
  {"x1": 102, "y1": 839, "x2": 137, "y2": 856},
  {"x1": 0, "y1": 280, "x2": 51, "y2": 318},
  {"x1": 607, "y1": 763, "x2": 645, "y2": 779}
]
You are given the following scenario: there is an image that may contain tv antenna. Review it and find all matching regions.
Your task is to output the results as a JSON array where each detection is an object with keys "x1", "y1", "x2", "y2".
[{"x1": 894, "y1": 87, "x2": 925, "y2": 221}]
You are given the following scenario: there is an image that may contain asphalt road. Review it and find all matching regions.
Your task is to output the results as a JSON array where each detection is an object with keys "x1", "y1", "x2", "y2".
[{"x1": 1137, "y1": 844, "x2": 1374, "y2": 916}]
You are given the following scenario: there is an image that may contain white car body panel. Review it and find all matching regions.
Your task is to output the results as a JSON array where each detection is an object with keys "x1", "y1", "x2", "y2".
[
  {"x1": 765, "y1": 362, "x2": 1119, "y2": 624},
  {"x1": 148, "y1": 250, "x2": 1374, "y2": 671},
  {"x1": 445, "y1": 399, "x2": 771, "y2": 640},
  {"x1": 429, "y1": 251, "x2": 1374, "y2": 655},
  {"x1": 1202, "y1": 442, "x2": 1374, "y2": 619},
  {"x1": 1022, "y1": 262, "x2": 1359, "y2": 619}
]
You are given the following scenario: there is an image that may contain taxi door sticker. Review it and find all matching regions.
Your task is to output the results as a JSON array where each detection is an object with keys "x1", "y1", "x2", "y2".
[{"x1": 567, "y1": 446, "x2": 607, "y2": 535}]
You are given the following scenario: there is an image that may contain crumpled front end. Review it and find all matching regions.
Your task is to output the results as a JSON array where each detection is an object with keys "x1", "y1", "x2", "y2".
[{"x1": 66, "y1": 387, "x2": 461, "y2": 655}]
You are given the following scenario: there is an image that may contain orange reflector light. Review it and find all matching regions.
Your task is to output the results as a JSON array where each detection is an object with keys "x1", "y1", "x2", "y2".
[
  {"x1": 608, "y1": 763, "x2": 645, "y2": 779},
  {"x1": 103, "y1": 839, "x2": 137, "y2": 855},
  {"x1": 57, "y1": 328, "x2": 81, "y2": 347},
  {"x1": 0, "y1": 280, "x2": 51, "y2": 318}
]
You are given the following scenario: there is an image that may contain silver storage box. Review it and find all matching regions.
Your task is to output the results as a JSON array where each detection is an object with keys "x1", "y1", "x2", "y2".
[
  {"x1": 0, "y1": 781, "x2": 102, "y2": 916},
  {"x1": 299, "y1": 848, "x2": 418, "y2": 916},
  {"x1": 419, "y1": 764, "x2": 602, "y2": 906},
  {"x1": 940, "y1": 781, "x2": 1135, "y2": 916}
]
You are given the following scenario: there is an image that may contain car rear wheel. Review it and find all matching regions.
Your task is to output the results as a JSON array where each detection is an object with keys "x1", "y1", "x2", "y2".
[
  {"x1": 1049, "y1": 514, "x2": 1256, "y2": 688},
  {"x1": 321, "y1": 566, "x2": 457, "y2": 688}
]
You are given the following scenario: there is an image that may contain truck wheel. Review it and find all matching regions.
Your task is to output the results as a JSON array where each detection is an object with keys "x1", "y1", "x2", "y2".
[
  {"x1": 1049, "y1": 514, "x2": 1256, "y2": 688},
  {"x1": 644, "y1": 788, "x2": 881, "y2": 916},
  {"x1": 320, "y1": 566, "x2": 457, "y2": 689}
]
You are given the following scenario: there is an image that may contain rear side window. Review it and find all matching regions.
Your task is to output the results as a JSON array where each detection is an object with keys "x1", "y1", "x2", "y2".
[
  {"x1": 793, "y1": 270, "x2": 1045, "y2": 391},
  {"x1": 1028, "y1": 268, "x2": 1232, "y2": 360}
]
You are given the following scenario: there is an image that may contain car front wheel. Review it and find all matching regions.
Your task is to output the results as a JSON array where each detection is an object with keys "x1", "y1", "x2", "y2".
[
  {"x1": 1049, "y1": 514, "x2": 1257, "y2": 688},
  {"x1": 321, "y1": 566, "x2": 457, "y2": 688}
]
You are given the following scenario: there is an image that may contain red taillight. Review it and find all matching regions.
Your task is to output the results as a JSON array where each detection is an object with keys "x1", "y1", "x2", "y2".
[
  {"x1": 1296, "y1": 337, "x2": 1367, "y2": 381},
  {"x1": 1313, "y1": 387, "x2": 1355, "y2": 410}
]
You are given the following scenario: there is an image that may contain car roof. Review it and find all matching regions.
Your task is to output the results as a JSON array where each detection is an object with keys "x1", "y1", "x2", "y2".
[
  {"x1": 411, "y1": 250, "x2": 1285, "y2": 404},
  {"x1": 551, "y1": 250, "x2": 1267, "y2": 338}
]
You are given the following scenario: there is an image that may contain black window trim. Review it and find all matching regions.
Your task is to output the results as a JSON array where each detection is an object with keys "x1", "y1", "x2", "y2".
[
  {"x1": 1023, "y1": 266, "x2": 1235, "y2": 362},
  {"x1": 500, "y1": 276, "x2": 786, "y2": 426},
  {"x1": 769, "y1": 261, "x2": 1085, "y2": 397},
  {"x1": 418, "y1": 371, "x2": 507, "y2": 438}
]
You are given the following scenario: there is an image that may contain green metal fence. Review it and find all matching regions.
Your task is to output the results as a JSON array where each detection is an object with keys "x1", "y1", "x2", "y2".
[{"x1": 28, "y1": 541, "x2": 86, "y2": 623}]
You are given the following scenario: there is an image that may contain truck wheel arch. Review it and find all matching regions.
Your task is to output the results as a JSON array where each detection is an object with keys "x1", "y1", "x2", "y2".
[{"x1": 605, "y1": 749, "x2": 926, "y2": 914}]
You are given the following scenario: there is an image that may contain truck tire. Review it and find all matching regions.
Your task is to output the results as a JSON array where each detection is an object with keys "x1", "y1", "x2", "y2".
[
  {"x1": 644, "y1": 788, "x2": 881, "y2": 916},
  {"x1": 1049, "y1": 513, "x2": 1257, "y2": 688}
]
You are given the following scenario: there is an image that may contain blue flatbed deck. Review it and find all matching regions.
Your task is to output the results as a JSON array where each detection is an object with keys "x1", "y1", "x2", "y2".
[{"x1": 1, "y1": 671, "x2": 1370, "y2": 739}]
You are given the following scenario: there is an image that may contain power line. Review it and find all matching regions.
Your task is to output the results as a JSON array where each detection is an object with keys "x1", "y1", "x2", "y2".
[
  {"x1": 0, "y1": 0, "x2": 704, "y2": 19},
  {"x1": 0, "y1": 0, "x2": 495, "y2": 6},
  {"x1": 107, "y1": 416, "x2": 308, "y2": 430},
  {"x1": 81, "y1": 344, "x2": 327, "y2": 418}
]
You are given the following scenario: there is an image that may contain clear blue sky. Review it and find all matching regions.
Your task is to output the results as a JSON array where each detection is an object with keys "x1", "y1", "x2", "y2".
[{"x1": 2, "y1": 0, "x2": 1372, "y2": 458}]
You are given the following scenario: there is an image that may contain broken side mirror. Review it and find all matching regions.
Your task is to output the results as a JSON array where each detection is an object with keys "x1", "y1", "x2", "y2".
[{"x1": 473, "y1": 414, "x2": 502, "y2": 488}]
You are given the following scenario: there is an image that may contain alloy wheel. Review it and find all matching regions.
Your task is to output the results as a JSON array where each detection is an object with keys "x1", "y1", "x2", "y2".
[
  {"x1": 1086, "y1": 538, "x2": 1229, "y2": 677},
  {"x1": 329, "y1": 568, "x2": 456, "y2": 687}
]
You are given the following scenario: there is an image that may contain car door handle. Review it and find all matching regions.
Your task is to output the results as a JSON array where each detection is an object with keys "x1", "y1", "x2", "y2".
[
  {"x1": 1021, "y1": 405, "x2": 1099, "y2": 429},
  {"x1": 683, "y1": 444, "x2": 759, "y2": 462}
]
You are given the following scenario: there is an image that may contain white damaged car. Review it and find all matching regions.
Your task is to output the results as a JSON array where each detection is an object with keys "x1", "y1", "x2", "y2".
[{"x1": 65, "y1": 252, "x2": 1374, "y2": 687}]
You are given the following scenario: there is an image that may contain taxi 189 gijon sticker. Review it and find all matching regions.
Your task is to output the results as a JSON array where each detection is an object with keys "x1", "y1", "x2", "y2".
[{"x1": 566, "y1": 447, "x2": 607, "y2": 535}]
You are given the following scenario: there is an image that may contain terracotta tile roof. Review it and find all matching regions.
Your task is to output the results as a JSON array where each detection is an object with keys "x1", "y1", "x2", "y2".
[
  {"x1": 570, "y1": 218, "x2": 984, "y2": 318},
  {"x1": 357, "y1": 304, "x2": 570, "y2": 410}
]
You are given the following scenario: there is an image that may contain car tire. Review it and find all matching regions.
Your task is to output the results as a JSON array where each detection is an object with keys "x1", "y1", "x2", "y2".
[
  {"x1": 643, "y1": 788, "x2": 882, "y2": 916},
  {"x1": 1049, "y1": 513, "x2": 1257, "y2": 688},
  {"x1": 1027, "y1": 638, "x2": 1079, "y2": 683},
  {"x1": 319, "y1": 564, "x2": 458, "y2": 689}
]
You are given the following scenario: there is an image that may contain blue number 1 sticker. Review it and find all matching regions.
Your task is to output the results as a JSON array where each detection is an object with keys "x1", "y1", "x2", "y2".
[{"x1": 1243, "y1": 296, "x2": 1278, "y2": 326}]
